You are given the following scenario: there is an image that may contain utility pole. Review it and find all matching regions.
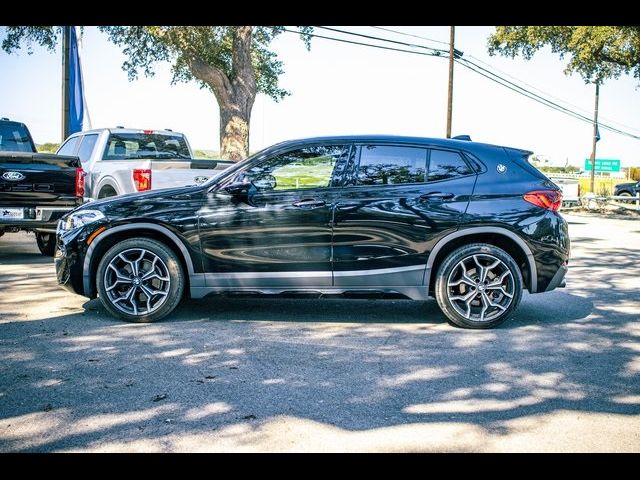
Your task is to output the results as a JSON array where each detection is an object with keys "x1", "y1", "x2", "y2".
[
  {"x1": 61, "y1": 26, "x2": 71, "y2": 142},
  {"x1": 446, "y1": 26, "x2": 455, "y2": 138},
  {"x1": 589, "y1": 82, "x2": 600, "y2": 193}
]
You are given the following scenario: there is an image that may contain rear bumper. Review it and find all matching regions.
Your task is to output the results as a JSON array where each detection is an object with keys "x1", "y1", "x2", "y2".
[
  {"x1": 544, "y1": 264, "x2": 568, "y2": 292},
  {"x1": 1, "y1": 204, "x2": 78, "y2": 232}
]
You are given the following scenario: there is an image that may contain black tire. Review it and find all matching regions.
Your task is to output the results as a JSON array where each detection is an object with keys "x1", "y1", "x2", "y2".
[
  {"x1": 96, "y1": 237, "x2": 185, "y2": 323},
  {"x1": 434, "y1": 243, "x2": 523, "y2": 329},
  {"x1": 98, "y1": 186, "x2": 117, "y2": 199},
  {"x1": 36, "y1": 232, "x2": 56, "y2": 257},
  {"x1": 618, "y1": 191, "x2": 632, "y2": 203}
]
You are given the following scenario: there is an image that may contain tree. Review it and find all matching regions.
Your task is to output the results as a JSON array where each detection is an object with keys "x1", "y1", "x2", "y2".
[
  {"x1": 2, "y1": 26, "x2": 312, "y2": 160},
  {"x1": 488, "y1": 26, "x2": 640, "y2": 84}
]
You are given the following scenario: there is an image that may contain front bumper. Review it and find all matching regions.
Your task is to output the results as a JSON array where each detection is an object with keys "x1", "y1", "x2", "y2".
[{"x1": 55, "y1": 223, "x2": 98, "y2": 297}]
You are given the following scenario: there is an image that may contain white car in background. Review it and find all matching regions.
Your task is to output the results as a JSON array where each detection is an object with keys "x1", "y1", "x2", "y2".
[{"x1": 57, "y1": 127, "x2": 232, "y2": 200}]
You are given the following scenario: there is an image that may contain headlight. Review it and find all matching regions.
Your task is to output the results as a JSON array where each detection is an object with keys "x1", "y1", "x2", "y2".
[{"x1": 59, "y1": 209, "x2": 106, "y2": 232}]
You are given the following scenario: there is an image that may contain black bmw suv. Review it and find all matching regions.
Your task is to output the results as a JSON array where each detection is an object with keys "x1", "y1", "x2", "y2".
[{"x1": 55, "y1": 135, "x2": 569, "y2": 329}]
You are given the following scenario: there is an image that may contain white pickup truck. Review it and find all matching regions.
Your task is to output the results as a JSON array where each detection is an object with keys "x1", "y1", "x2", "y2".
[{"x1": 56, "y1": 127, "x2": 233, "y2": 200}]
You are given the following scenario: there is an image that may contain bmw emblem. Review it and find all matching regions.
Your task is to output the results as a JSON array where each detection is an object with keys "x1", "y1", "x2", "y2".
[
  {"x1": 496, "y1": 164, "x2": 507, "y2": 174},
  {"x1": 2, "y1": 171, "x2": 26, "y2": 181}
]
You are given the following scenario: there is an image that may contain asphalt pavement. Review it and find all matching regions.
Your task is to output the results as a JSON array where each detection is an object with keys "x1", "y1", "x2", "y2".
[{"x1": 0, "y1": 212, "x2": 639, "y2": 452}]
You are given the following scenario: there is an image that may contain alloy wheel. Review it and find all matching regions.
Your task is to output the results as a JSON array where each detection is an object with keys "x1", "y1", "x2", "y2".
[
  {"x1": 103, "y1": 248, "x2": 171, "y2": 316},
  {"x1": 446, "y1": 253, "x2": 515, "y2": 323}
]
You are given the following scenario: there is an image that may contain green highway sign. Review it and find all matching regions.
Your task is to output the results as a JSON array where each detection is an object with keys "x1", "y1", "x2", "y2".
[{"x1": 584, "y1": 158, "x2": 621, "y2": 172}]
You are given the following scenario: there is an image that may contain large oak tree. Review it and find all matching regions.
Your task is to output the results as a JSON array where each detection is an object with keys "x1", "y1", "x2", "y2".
[
  {"x1": 2, "y1": 26, "x2": 312, "y2": 160},
  {"x1": 488, "y1": 26, "x2": 640, "y2": 84}
]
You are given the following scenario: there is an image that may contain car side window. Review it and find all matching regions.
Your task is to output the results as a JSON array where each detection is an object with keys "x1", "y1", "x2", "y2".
[
  {"x1": 77, "y1": 134, "x2": 99, "y2": 165},
  {"x1": 57, "y1": 136, "x2": 80, "y2": 156},
  {"x1": 356, "y1": 145, "x2": 427, "y2": 185},
  {"x1": 233, "y1": 145, "x2": 349, "y2": 192},
  {"x1": 427, "y1": 149, "x2": 473, "y2": 182}
]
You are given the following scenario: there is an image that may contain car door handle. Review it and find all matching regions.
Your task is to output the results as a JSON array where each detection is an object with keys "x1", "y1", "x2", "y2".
[
  {"x1": 292, "y1": 199, "x2": 326, "y2": 208},
  {"x1": 419, "y1": 192, "x2": 455, "y2": 200}
]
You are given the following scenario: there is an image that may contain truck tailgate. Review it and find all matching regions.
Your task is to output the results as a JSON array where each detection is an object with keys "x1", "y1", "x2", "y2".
[
  {"x1": 0, "y1": 152, "x2": 80, "y2": 204},
  {"x1": 149, "y1": 159, "x2": 232, "y2": 189}
]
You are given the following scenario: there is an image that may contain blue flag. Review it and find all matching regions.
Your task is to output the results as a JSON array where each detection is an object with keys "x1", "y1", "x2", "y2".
[
  {"x1": 595, "y1": 125, "x2": 600, "y2": 143},
  {"x1": 68, "y1": 27, "x2": 85, "y2": 135}
]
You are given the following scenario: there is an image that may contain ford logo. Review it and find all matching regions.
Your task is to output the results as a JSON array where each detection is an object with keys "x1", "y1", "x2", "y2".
[{"x1": 2, "y1": 172, "x2": 26, "y2": 182}]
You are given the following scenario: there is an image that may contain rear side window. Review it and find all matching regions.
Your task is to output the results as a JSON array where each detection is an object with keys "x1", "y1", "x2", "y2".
[
  {"x1": 427, "y1": 149, "x2": 473, "y2": 182},
  {"x1": 0, "y1": 123, "x2": 33, "y2": 152},
  {"x1": 77, "y1": 134, "x2": 98, "y2": 164},
  {"x1": 356, "y1": 145, "x2": 427, "y2": 185},
  {"x1": 57, "y1": 136, "x2": 80, "y2": 156},
  {"x1": 103, "y1": 133, "x2": 190, "y2": 160}
]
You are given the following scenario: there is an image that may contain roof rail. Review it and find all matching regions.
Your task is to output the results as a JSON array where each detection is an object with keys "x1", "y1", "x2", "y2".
[
  {"x1": 452, "y1": 135, "x2": 472, "y2": 141},
  {"x1": 1, "y1": 117, "x2": 10, "y2": 121}
]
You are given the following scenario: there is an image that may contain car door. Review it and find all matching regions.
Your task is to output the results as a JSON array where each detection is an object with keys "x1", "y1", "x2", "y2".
[
  {"x1": 332, "y1": 144, "x2": 476, "y2": 288},
  {"x1": 198, "y1": 143, "x2": 351, "y2": 289}
]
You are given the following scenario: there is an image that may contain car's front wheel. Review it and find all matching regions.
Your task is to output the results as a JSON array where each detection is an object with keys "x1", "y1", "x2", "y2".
[
  {"x1": 434, "y1": 243, "x2": 523, "y2": 329},
  {"x1": 96, "y1": 237, "x2": 185, "y2": 322}
]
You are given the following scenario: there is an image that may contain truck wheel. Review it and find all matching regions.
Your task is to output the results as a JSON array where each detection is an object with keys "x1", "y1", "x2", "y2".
[
  {"x1": 36, "y1": 232, "x2": 56, "y2": 256},
  {"x1": 434, "y1": 243, "x2": 523, "y2": 329},
  {"x1": 96, "y1": 237, "x2": 185, "y2": 323},
  {"x1": 98, "y1": 186, "x2": 118, "y2": 199}
]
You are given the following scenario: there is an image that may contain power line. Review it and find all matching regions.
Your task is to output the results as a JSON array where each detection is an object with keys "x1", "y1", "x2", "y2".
[
  {"x1": 315, "y1": 26, "x2": 448, "y2": 55},
  {"x1": 369, "y1": 26, "x2": 450, "y2": 47},
  {"x1": 369, "y1": 27, "x2": 640, "y2": 133},
  {"x1": 284, "y1": 27, "x2": 640, "y2": 140},
  {"x1": 456, "y1": 56, "x2": 640, "y2": 140},
  {"x1": 466, "y1": 54, "x2": 640, "y2": 134},
  {"x1": 283, "y1": 28, "x2": 445, "y2": 58}
]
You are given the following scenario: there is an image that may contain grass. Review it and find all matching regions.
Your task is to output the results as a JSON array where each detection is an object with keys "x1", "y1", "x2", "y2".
[{"x1": 273, "y1": 160, "x2": 335, "y2": 190}]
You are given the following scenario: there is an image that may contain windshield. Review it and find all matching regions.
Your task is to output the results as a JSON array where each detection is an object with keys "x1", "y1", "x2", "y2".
[
  {"x1": 103, "y1": 132, "x2": 191, "y2": 160},
  {"x1": 0, "y1": 123, "x2": 33, "y2": 152}
]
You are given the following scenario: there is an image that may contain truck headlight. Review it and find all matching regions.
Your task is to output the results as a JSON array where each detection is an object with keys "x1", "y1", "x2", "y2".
[{"x1": 59, "y1": 209, "x2": 106, "y2": 232}]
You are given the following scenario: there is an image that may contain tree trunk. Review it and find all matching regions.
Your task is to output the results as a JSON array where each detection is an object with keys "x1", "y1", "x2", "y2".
[
  {"x1": 186, "y1": 27, "x2": 257, "y2": 161},
  {"x1": 219, "y1": 102, "x2": 251, "y2": 161}
]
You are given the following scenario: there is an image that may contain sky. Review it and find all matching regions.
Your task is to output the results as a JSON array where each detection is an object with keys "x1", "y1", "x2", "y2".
[{"x1": 1, "y1": 26, "x2": 639, "y2": 167}]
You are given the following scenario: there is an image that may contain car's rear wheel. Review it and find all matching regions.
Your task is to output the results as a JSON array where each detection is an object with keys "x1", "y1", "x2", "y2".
[
  {"x1": 434, "y1": 243, "x2": 523, "y2": 329},
  {"x1": 36, "y1": 232, "x2": 56, "y2": 257},
  {"x1": 96, "y1": 237, "x2": 184, "y2": 323}
]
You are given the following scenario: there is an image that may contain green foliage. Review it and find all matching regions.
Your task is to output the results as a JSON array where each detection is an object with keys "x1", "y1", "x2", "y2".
[
  {"x1": 97, "y1": 26, "x2": 313, "y2": 102},
  {"x1": 2, "y1": 26, "x2": 59, "y2": 54},
  {"x1": 488, "y1": 26, "x2": 640, "y2": 83},
  {"x1": 193, "y1": 149, "x2": 220, "y2": 159},
  {"x1": 538, "y1": 165, "x2": 581, "y2": 174},
  {"x1": 36, "y1": 142, "x2": 60, "y2": 153},
  {"x1": 628, "y1": 167, "x2": 640, "y2": 181}
]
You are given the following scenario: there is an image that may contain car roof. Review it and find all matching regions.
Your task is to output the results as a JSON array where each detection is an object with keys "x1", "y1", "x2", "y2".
[
  {"x1": 74, "y1": 128, "x2": 184, "y2": 136},
  {"x1": 269, "y1": 134, "x2": 512, "y2": 152}
]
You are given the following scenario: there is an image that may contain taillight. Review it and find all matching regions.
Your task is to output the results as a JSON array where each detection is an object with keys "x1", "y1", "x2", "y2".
[
  {"x1": 523, "y1": 190, "x2": 562, "y2": 211},
  {"x1": 133, "y1": 169, "x2": 152, "y2": 192},
  {"x1": 75, "y1": 167, "x2": 85, "y2": 197}
]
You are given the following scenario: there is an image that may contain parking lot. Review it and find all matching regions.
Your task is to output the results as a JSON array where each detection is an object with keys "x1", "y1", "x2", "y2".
[{"x1": 0, "y1": 213, "x2": 639, "y2": 452}]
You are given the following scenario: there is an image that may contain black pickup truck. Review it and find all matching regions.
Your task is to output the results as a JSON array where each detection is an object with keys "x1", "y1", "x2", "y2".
[{"x1": 1, "y1": 118, "x2": 84, "y2": 256}]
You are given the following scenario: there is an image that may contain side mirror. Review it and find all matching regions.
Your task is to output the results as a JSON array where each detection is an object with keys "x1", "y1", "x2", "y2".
[
  {"x1": 222, "y1": 181, "x2": 250, "y2": 195},
  {"x1": 252, "y1": 175, "x2": 277, "y2": 191}
]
